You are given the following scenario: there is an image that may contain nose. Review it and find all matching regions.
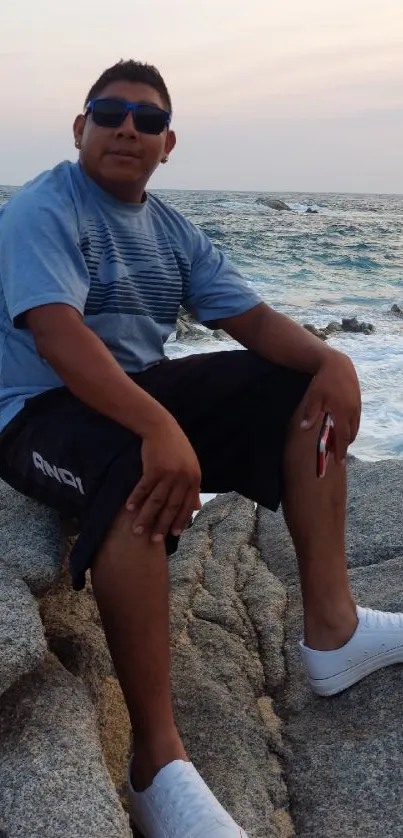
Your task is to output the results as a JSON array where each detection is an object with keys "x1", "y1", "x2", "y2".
[{"x1": 116, "y1": 109, "x2": 139, "y2": 139}]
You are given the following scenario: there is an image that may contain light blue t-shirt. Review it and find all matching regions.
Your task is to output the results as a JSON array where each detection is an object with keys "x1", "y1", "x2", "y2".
[{"x1": 0, "y1": 161, "x2": 262, "y2": 432}]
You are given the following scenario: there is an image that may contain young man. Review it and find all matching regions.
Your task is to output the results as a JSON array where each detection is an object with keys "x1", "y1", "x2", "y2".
[{"x1": 0, "y1": 60, "x2": 402, "y2": 838}]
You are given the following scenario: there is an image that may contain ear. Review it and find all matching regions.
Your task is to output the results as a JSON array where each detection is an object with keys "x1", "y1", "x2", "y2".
[
  {"x1": 164, "y1": 129, "x2": 176, "y2": 157},
  {"x1": 73, "y1": 114, "x2": 86, "y2": 149}
]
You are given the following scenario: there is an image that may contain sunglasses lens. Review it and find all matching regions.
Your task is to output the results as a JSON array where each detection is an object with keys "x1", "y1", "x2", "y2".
[
  {"x1": 134, "y1": 104, "x2": 169, "y2": 135},
  {"x1": 91, "y1": 99, "x2": 127, "y2": 127}
]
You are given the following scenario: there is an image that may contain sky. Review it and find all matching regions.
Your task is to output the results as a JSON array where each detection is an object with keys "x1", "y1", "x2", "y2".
[{"x1": 0, "y1": 0, "x2": 402, "y2": 193}]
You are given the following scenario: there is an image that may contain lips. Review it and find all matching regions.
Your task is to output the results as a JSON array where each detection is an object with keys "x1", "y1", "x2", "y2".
[{"x1": 108, "y1": 150, "x2": 143, "y2": 159}]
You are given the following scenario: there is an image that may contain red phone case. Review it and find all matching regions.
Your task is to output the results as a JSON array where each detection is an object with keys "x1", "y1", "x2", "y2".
[{"x1": 317, "y1": 413, "x2": 334, "y2": 478}]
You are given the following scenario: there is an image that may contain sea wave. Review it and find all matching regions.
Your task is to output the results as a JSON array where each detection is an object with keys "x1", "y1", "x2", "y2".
[{"x1": 1, "y1": 181, "x2": 403, "y2": 460}]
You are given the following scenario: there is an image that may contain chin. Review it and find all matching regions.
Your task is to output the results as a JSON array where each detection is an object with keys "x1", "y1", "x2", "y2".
[{"x1": 101, "y1": 154, "x2": 143, "y2": 179}]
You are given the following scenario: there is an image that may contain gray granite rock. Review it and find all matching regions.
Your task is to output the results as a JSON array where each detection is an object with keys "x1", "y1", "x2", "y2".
[
  {"x1": 257, "y1": 458, "x2": 403, "y2": 585},
  {"x1": 0, "y1": 561, "x2": 47, "y2": 698},
  {"x1": 0, "y1": 654, "x2": 131, "y2": 838},
  {"x1": 279, "y1": 556, "x2": 403, "y2": 838},
  {"x1": 0, "y1": 480, "x2": 65, "y2": 595},
  {"x1": 169, "y1": 493, "x2": 291, "y2": 838}
]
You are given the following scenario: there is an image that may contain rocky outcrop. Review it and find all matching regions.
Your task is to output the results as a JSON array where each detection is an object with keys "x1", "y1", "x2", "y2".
[
  {"x1": 1, "y1": 459, "x2": 403, "y2": 836},
  {"x1": 176, "y1": 307, "x2": 228, "y2": 342},
  {"x1": 0, "y1": 480, "x2": 66, "y2": 595},
  {"x1": 0, "y1": 481, "x2": 132, "y2": 837},
  {"x1": 256, "y1": 198, "x2": 292, "y2": 212},
  {"x1": 257, "y1": 458, "x2": 403, "y2": 837},
  {"x1": 304, "y1": 317, "x2": 375, "y2": 341}
]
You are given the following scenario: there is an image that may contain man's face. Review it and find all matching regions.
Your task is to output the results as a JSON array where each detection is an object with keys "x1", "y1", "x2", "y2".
[{"x1": 73, "y1": 80, "x2": 176, "y2": 199}]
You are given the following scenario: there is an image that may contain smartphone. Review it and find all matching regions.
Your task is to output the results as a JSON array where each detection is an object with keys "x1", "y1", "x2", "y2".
[{"x1": 317, "y1": 413, "x2": 334, "y2": 478}]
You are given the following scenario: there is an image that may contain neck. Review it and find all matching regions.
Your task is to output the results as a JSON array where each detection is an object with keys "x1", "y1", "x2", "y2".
[
  {"x1": 95, "y1": 176, "x2": 146, "y2": 204},
  {"x1": 81, "y1": 163, "x2": 147, "y2": 204}
]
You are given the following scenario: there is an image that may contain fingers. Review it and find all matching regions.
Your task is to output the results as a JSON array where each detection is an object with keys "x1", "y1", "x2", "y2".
[
  {"x1": 128, "y1": 478, "x2": 171, "y2": 537},
  {"x1": 332, "y1": 420, "x2": 351, "y2": 464},
  {"x1": 300, "y1": 396, "x2": 322, "y2": 430},
  {"x1": 126, "y1": 478, "x2": 200, "y2": 542},
  {"x1": 170, "y1": 490, "x2": 201, "y2": 536},
  {"x1": 153, "y1": 486, "x2": 200, "y2": 540}
]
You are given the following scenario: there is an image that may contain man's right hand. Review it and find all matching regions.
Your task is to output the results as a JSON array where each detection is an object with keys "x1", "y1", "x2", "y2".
[{"x1": 126, "y1": 417, "x2": 202, "y2": 542}]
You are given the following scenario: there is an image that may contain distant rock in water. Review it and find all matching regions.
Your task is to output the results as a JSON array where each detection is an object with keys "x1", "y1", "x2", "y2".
[
  {"x1": 304, "y1": 324, "x2": 327, "y2": 341},
  {"x1": 256, "y1": 198, "x2": 292, "y2": 212},
  {"x1": 391, "y1": 304, "x2": 403, "y2": 317},
  {"x1": 304, "y1": 317, "x2": 375, "y2": 341},
  {"x1": 176, "y1": 307, "x2": 227, "y2": 342},
  {"x1": 256, "y1": 198, "x2": 319, "y2": 214},
  {"x1": 341, "y1": 317, "x2": 375, "y2": 335}
]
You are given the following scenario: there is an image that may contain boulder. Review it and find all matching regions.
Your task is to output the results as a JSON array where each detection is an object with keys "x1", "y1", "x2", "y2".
[
  {"x1": 0, "y1": 481, "x2": 65, "y2": 595},
  {"x1": 257, "y1": 458, "x2": 403, "y2": 836},
  {"x1": 391, "y1": 303, "x2": 403, "y2": 317},
  {"x1": 2, "y1": 459, "x2": 403, "y2": 836},
  {"x1": 38, "y1": 563, "x2": 132, "y2": 796},
  {"x1": 0, "y1": 655, "x2": 131, "y2": 838},
  {"x1": 169, "y1": 493, "x2": 291, "y2": 837},
  {"x1": 0, "y1": 561, "x2": 47, "y2": 698}
]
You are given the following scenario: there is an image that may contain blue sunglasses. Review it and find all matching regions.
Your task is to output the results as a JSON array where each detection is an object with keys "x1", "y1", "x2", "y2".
[{"x1": 86, "y1": 98, "x2": 171, "y2": 135}]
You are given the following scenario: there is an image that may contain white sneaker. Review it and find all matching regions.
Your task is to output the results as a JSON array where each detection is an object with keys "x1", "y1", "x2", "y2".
[
  {"x1": 300, "y1": 605, "x2": 403, "y2": 696},
  {"x1": 127, "y1": 757, "x2": 249, "y2": 837}
]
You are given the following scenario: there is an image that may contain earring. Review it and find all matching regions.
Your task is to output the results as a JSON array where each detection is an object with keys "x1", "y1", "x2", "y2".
[
  {"x1": 75, "y1": 140, "x2": 81, "y2": 149},
  {"x1": 161, "y1": 155, "x2": 168, "y2": 164}
]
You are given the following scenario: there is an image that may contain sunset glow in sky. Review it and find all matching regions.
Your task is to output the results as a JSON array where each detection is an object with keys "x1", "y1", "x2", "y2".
[{"x1": 1, "y1": 0, "x2": 402, "y2": 192}]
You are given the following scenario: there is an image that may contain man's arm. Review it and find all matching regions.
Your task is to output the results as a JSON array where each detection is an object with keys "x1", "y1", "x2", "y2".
[
  {"x1": 26, "y1": 304, "x2": 202, "y2": 539},
  {"x1": 27, "y1": 304, "x2": 173, "y2": 437},
  {"x1": 214, "y1": 302, "x2": 361, "y2": 462},
  {"x1": 213, "y1": 302, "x2": 328, "y2": 374}
]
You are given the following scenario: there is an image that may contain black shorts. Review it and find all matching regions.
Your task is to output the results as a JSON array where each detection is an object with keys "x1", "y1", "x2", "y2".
[{"x1": 0, "y1": 350, "x2": 311, "y2": 590}]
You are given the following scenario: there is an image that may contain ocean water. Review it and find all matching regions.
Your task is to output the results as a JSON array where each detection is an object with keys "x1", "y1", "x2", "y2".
[{"x1": 1, "y1": 184, "x2": 402, "y2": 461}]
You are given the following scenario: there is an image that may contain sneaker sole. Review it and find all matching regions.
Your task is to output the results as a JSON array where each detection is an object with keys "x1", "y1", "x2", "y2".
[{"x1": 308, "y1": 645, "x2": 403, "y2": 696}]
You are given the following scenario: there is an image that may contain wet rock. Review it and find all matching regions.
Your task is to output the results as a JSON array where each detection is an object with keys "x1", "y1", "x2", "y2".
[
  {"x1": 256, "y1": 198, "x2": 292, "y2": 211},
  {"x1": 391, "y1": 303, "x2": 403, "y2": 317},
  {"x1": 304, "y1": 318, "x2": 375, "y2": 341},
  {"x1": 211, "y1": 329, "x2": 228, "y2": 341},
  {"x1": 176, "y1": 307, "x2": 209, "y2": 342},
  {"x1": 303, "y1": 323, "x2": 328, "y2": 340},
  {"x1": 341, "y1": 316, "x2": 375, "y2": 335},
  {"x1": 323, "y1": 320, "x2": 343, "y2": 334}
]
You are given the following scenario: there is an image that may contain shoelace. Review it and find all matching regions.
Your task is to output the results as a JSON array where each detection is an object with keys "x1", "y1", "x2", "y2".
[
  {"x1": 154, "y1": 767, "x2": 230, "y2": 834},
  {"x1": 360, "y1": 606, "x2": 403, "y2": 631}
]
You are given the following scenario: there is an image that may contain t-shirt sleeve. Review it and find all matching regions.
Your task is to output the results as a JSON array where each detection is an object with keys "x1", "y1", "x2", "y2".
[
  {"x1": 182, "y1": 223, "x2": 262, "y2": 326},
  {"x1": 0, "y1": 191, "x2": 90, "y2": 329}
]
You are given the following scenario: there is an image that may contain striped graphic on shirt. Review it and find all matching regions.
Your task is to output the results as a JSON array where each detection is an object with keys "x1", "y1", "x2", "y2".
[{"x1": 80, "y1": 220, "x2": 191, "y2": 323}]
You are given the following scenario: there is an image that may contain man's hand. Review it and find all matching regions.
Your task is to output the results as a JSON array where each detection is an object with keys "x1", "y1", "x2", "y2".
[
  {"x1": 300, "y1": 349, "x2": 361, "y2": 463},
  {"x1": 126, "y1": 417, "x2": 202, "y2": 542}
]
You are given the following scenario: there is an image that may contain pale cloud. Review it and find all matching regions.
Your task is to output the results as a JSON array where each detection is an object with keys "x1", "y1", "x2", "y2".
[{"x1": 0, "y1": 0, "x2": 402, "y2": 190}]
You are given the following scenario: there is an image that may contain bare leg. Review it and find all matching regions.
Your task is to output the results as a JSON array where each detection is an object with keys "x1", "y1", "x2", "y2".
[
  {"x1": 282, "y1": 402, "x2": 357, "y2": 650},
  {"x1": 91, "y1": 507, "x2": 187, "y2": 791}
]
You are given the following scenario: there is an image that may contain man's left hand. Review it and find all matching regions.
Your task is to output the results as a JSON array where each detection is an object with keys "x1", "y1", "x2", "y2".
[{"x1": 300, "y1": 349, "x2": 361, "y2": 463}]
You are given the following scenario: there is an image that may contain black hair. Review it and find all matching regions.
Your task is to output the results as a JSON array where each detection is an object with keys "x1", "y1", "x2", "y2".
[{"x1": 84, "y1": 59, "x2": 172, "y2": 112}]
